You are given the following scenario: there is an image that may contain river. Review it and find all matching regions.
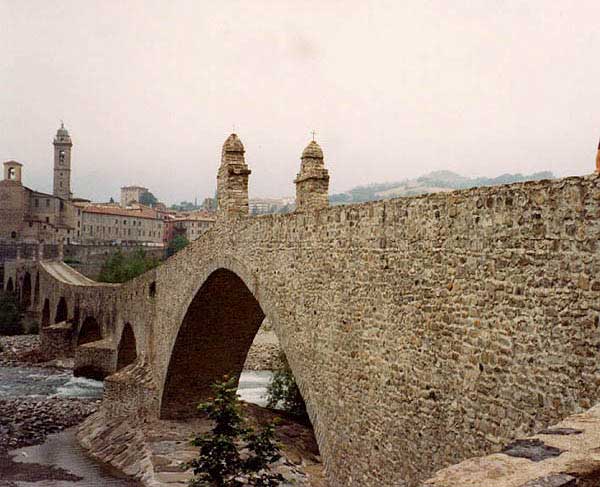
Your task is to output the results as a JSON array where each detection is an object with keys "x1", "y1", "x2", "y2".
[{"x1": 0, "y1": 367, "x2": 273, "y2": 486}]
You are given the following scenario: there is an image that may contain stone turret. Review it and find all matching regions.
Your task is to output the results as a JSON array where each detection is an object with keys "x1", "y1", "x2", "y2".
[
  {"x1": 216, "y1": 133, "x2": 251, "y2": 219},
  {"x1": 596, "y1": 137, "x2": 600, "y2": 174},
  {"x1": 294, "y1": 140, "x2": 329, "y2": 212}
]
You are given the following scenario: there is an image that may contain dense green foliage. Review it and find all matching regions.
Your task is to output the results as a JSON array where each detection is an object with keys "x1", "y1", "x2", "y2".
[
  {"x1": 97, "y1": 249, "x2": 160, "y2": 283},
  {"x1": 0, "y1": 291, "x2": 23, "y2": 335},
  {"x1": 139, "y1": 191, "x2": 158, "y2": 207},
  {"x1": 188, "y1": 376, "x2": 285, "y2": 487},
  {"x1": 167, "y1": 234, "x2": 189, "y2": 257},
  {"x1": 266, "y1": 354, "x2": 307, "y2": 419}
]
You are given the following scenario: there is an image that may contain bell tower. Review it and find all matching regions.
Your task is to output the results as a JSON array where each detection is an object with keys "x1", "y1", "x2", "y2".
[{"x1": 53, "y1": 122, "x2": 73, "y2": 200}]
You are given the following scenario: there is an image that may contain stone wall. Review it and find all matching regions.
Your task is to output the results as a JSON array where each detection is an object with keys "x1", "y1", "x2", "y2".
[{"x1": 27, "y1": 173, "x2": 600, "y2": 487}]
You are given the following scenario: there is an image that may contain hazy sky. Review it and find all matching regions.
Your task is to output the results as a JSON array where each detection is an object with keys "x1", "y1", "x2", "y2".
[{"x1": 2, "y1": 1, "x2": 599, "y2": 204}]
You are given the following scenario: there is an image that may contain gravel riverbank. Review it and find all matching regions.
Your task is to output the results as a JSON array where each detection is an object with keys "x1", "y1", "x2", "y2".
[{"x1": 0, "y1": 334, "x2": 100, "y2": 453}]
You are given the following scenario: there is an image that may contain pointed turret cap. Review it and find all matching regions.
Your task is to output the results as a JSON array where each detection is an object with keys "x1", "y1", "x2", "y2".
[
  {"x1": 223, "y1": 133, "x2": 245, "y2": 153},
  {"x1": 302, "y1": 140, "x2": 323, "y2": 159}
]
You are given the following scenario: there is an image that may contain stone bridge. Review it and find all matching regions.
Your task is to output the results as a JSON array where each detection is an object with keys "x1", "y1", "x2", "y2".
[{"x1": 9, "y1": 135, "x2": 600, "y2": 486}]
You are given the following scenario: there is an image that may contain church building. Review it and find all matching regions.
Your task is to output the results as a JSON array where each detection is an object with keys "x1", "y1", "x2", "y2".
[{"x1": 0, "y1": 123, "x2": 78, "y2": 244}]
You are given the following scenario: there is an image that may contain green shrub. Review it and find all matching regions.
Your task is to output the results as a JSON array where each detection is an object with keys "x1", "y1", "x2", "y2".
[
  {"x1": 188, "y1": 375, "x2": 285, "y2": 487},
  {"x1": 0, "y1": 291, "x2": 23, "y2": 335},
  {"x1": 167, "y1": 234, "x2": 189, "y2": 257},
  {"x1": 266, "y1": 354, "x2": 307, "y2": 419},
  {"x1": 97, "y1": 249, "x2": 160, "y2": 283}
]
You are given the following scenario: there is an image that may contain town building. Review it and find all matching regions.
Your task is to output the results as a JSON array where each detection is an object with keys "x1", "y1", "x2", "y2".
[
  {"x1": 75, "y1": 202, "x2": 165, "y2": 246},
  {"x1": 164, "y1": 211, "x2": 215, "y2": 243},
  {"x1": 120, "y1": 185, "x2": 148, "y2": 207},
  {"x1": 0, "y1": 124, "x2": 78, "y2": 244}
]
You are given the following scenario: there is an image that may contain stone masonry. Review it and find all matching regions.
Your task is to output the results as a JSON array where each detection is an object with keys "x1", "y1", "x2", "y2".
[
  {"x1": 16, "y1": 134, "x2": 600, "y2": 487},
  {"x1": 217, "y1": 133, "x2": 251, "y2": 220},
  {"x1": 294, "y1": 140, "x2": 330, "y2": 212}
]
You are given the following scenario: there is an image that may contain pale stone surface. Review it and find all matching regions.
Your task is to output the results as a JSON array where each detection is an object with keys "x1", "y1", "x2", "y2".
[{"x1": 422, "y1": 404, "x2": 600, "y2": 486}]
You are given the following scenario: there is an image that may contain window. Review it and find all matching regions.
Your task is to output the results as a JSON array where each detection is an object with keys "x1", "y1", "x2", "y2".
[
  {"x1": 29, "y1": 222, "x2": 33, "y2": 227},
  {"x1": 8, "y1": 167, "x2": 15, "y2": 180},
  {"x1": 45, "y1": 217, "x2": 49, "y2": 223},
  {"x1": 34, "y1": 199, "x2": 39, "y2": 207},
  {"x1": 10, "y1": 231, "x2": 16, "y2": 238},
  {"x1": 46, "y1": 199, "x2": 50, "y2": 207}
]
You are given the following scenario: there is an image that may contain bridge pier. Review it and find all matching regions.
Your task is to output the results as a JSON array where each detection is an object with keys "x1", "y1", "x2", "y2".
[
  {"x1": 40, "y1": 322, "x2": 74, "y2": 359},
  {"x1": 74, "y1": 338, "x2": 117, "y2": 380}
]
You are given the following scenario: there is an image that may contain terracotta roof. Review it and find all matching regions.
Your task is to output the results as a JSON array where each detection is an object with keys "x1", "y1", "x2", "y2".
[{"x1": 81, "y1": 204, "x2": 161, "y2": 220}]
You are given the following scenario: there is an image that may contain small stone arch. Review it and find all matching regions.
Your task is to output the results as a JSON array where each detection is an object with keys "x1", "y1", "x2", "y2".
[
  {"x1": 116, "y1": 322, "x2": 137, "y2": 370},
  {"x1": 54, "y1": 296, "x2": 68, "y2": 324},
  {"x1": 33, "y1": 272, "x2": 40, "y2": 307},
  {"x1": 78, "y1": 316, "x2": 101, "y2": 345},
  {"x1": 21, "y1": 272, "x2": 31, "y2": 309},
  {"x1": 41, "y1": 298, "x2": 50, "y2": 327},
  {"x1": 6, "y1": 277, "x2": 13, "y2": 293}
]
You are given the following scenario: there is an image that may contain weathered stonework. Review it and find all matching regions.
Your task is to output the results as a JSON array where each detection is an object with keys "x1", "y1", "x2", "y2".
[
  {"x1": 422, "y1": 403, "x2": 600, "y2": 487},
  {"x1": 217, "y1": 133, "x2": 251, "y2": 220},
  {"x1": 294, "y1": 140, "x2": 329, "y2": 212},
  {"x1": 16, "y1": 163, "x2": 600, "y2": 486}
]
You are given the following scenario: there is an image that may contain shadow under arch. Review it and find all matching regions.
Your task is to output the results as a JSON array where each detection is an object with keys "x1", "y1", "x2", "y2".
[
  {"x1": 21, "y1": 272, "x2": 31, "y2": 309},
  {"x1": 41, "y1": 298, "x2": 50, "y2": 327},
  {"x1": 161, "y1": 268, "x2": 265, "y2": 419},
  {"x1": 116, "y1": 322, "x2": 137, "y2": 371},
  {"x1": 33, "y1": 272, "x2": 39, "y2": 307},
  {"x1": 78, "y1": 316, "x2": 101, "y2": 345},
  {"x1": 55, "y1": 296, "x2": 68, "y2": 324},
  {"x1": 6, "y1": 277, "x2": 13, "y2": 293}
]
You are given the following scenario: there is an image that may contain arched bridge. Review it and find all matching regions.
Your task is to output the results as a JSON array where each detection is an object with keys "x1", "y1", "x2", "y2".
[{"x1": 11, "y1": 136, "x2": 600, "y2": 486}]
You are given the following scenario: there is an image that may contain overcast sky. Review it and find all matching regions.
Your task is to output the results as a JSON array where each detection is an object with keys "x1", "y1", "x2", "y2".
[{"x1": 1, "y1": 1, "x2": 599, "y2": 204}]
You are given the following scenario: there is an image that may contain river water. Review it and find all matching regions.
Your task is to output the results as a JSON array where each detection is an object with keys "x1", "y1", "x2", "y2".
[{"x1": 1, "y1": 367, "x2": 273, "y2": 486}]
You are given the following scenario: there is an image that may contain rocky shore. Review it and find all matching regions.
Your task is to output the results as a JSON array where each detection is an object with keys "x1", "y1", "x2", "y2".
[
  {"x1": 0, "y1": 396, "x2": 99, "y2": 453},
  {"x1": 0, "y1": 335, "x2": 45, "y2": 366},
  {"x1": 0, "y1": 335, "x2": 99, "y2": 453}
]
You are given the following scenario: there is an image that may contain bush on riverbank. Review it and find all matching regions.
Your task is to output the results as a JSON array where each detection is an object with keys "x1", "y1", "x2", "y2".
[
  {"x1": 188, "y1": 375, "x2": 285, "y2": 487},
  {"x1": 0, "y1": 291, "x2": 23, "y2": 336},
  {"x1": 266, "y1": 353, "x2": 308, "y2": 420}
]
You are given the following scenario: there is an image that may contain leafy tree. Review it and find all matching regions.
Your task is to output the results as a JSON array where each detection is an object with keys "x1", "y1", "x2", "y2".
[
  {"x1": 0, "y1": 291, "x2": 23, "y2": 335},
  {"x1": 266, "y1": 354, "x2": 307, "y2": 419},
  {"x1": 139, "y1": 191, "x2": 158, "y2": 207},
  {"x1": 97, "y1": 249, "x2": 159, "y2": 283},
  {"x1": 188, "y1": 375, "x2": 285, "y2": 487},
  {"x1": 167, "y1": 234, "x2": 189, "y2": 257}
]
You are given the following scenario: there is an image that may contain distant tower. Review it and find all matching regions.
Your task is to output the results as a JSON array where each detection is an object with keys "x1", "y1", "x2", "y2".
[
  {"x1": 216, "y1": 133, "x2": 251, "y2": 219},
  {"x1": 596, "y1": 137, "x2": 600, "y2": 174},
  {"x1": 294, "y1": 140, "x2": 330, "y2": 212},
  {"x1": 53, "y1": 122, "x2": 73, "y2": 200}
]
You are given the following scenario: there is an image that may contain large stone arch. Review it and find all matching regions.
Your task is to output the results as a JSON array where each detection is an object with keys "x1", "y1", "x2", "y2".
[
  {"x1": 160, "y1": 268, "x2": 266, "y2": 419},
  {"x1": 21, "y1": 272, "x2": 31, "y2": 309},
  {"x1": 158, "y1": 256, "x2": 314, "y2": 422},
  {"x1": 116, "y1": 322, "x2": 137, "y2": 371},
  {"x1": 54, "y1": 296, "x2": 68, "y2": 324}
]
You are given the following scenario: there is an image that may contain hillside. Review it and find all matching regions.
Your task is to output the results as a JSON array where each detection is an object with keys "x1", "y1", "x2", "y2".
[{"x1": 329, "y1": 170, "x2": 554, "y2": 204}]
